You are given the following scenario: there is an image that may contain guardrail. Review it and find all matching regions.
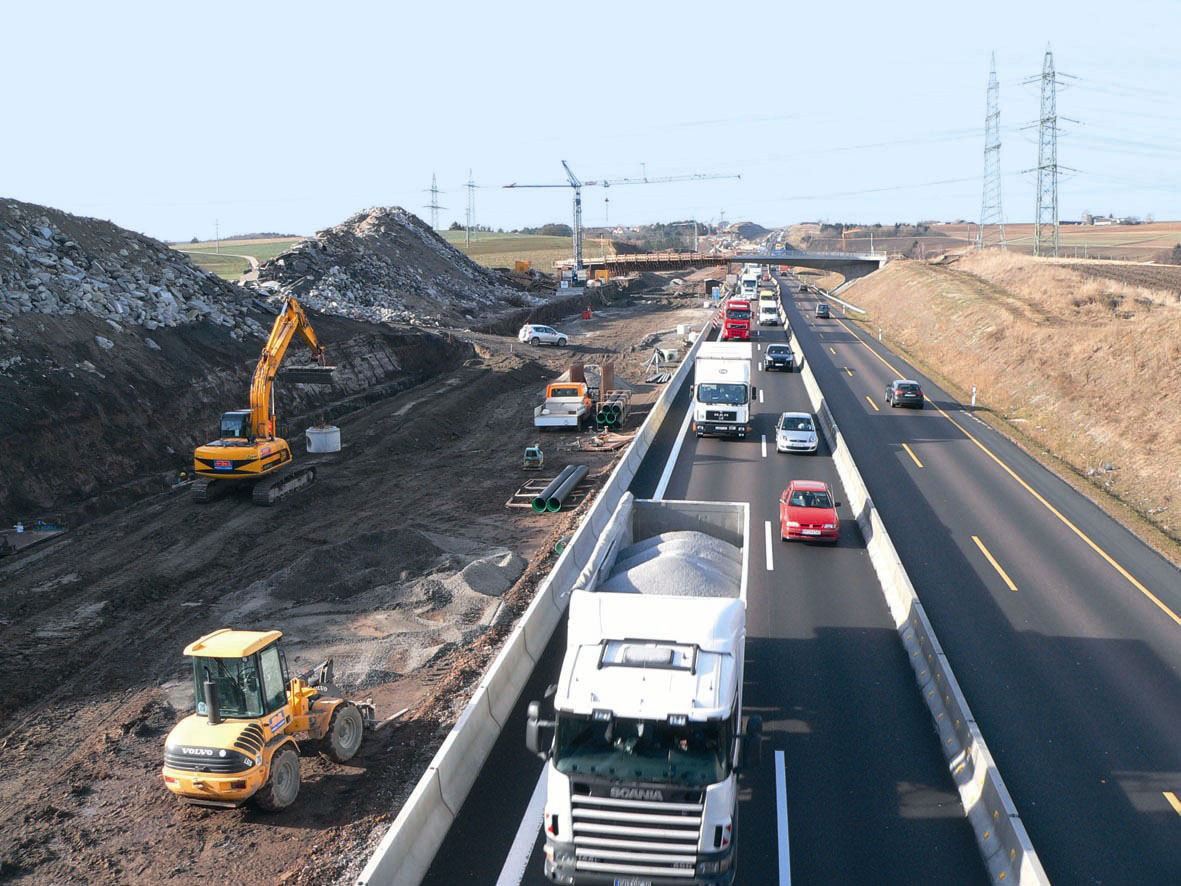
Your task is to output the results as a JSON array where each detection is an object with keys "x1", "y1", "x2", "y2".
[
  {"x1": 789, "y1": 318, "x2": 1049, "y2": 884},
  {"x1": 357, "y1": 313, "x2": 717, "y2": 885}
]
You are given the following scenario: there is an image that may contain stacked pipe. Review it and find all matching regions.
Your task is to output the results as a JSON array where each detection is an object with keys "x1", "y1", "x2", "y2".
[
  {"x1": 595, "y1": 390, "x2": 632, "y2": 429},
  {"x1": 545, "y1": 465, "x2": 588, "y2": 512},
  {"x1": 531, "y1": 465, "x2": 577, "y2": 512}
]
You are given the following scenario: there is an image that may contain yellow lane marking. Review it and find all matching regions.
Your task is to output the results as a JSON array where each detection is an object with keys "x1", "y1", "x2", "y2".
[
  {"x1": 829, "y1": 346, "x2": 836, "y2": 355},
  {"x1": 834, "y1": 319, "x2": 1181, "y2": 627},
  {"x1": 865, "y1": 396, "x2": 880, "y2": 412},
  {"x1": 1165, "y1": 792, "x2": 1181, "y2": 816},
  {"x1": 972, "y1": 535, "x2": 1018, "y2": 591},
  {"x1": 844, "y1": 366, "x2": 853, "y2": 377},
  {"x1": 901, "y1": 443, "x2": 924, "y2": 468}
]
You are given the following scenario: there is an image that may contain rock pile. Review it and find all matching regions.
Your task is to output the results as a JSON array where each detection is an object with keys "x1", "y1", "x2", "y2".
[
  {"x1": 0, "y1": 199, "x2": 261, "y2": 336},
  {"x1": 256, "y1": 207, "x2": 547, "y2": 327}
]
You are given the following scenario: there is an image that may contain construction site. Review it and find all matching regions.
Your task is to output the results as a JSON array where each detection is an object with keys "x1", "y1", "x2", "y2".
[{"x1": 0, "y1": 198, "x2": 716, "y2": 883}]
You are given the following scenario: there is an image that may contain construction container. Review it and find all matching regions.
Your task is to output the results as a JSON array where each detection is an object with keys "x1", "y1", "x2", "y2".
[{"x1": 306, "y1": 425, "x2": 342, "y2": 453}]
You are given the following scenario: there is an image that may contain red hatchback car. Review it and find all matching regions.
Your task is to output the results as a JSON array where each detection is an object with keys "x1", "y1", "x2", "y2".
[{"x1": 779, "y1": 480, "x2": 840, "y2": 543}]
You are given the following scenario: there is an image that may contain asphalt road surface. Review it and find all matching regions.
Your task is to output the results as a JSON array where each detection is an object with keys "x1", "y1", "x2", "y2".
[
  {"x1": 783, "y1": 273, "x2": 1181, "y2": 883},
  {"x1": 423, "y1": 285, "x2": 986, "y2": 885}
]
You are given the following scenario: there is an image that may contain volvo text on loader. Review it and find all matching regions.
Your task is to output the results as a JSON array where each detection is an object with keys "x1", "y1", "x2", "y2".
[
  {"x1": 162, "y1": 628, "x2": 376, "y2": 811},
  {"x1": 192, "y1": 296, "x2": 335, "y2": 505}
]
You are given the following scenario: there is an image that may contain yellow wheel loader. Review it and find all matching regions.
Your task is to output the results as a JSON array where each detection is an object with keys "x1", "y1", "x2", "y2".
[
  {"x1": 192, "y1": 296, "x2": 336, "y2": 506},
  {"x1": 161, "y1": 629, "x2": 375, "y2": 810}
]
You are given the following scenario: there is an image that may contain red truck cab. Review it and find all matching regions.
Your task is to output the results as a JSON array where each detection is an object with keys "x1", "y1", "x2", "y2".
[{"x1": 722, "y1": 299, "x2": 751, "y2": 341}]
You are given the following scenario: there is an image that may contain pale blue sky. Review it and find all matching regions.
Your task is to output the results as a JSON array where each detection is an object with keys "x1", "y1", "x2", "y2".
[{"x1": 4, "y1": 0, "x2": 1178, "y2": 240}]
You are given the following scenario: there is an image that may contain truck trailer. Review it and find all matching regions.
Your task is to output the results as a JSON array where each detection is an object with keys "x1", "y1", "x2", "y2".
[
  {"x1": 692, "y1": 341, "x2": 754, "y2": 438},
  {"x1": 527, "y1": 495, "x2": 760, "y2": 885}
]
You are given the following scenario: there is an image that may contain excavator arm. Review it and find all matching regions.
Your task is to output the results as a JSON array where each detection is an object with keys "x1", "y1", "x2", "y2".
[{"x1": 249, "y1": 297, "x2": 329, "y2": 439}]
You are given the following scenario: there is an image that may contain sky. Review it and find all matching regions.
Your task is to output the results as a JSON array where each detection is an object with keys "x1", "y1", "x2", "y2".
[{"x1": 4, "y1": 0, "x2": 1178, "y2": 241}]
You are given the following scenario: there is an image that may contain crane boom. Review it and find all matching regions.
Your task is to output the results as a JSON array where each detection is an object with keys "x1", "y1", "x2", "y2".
[{"x1": 503, "y1": 163, "x2": 740, "y2": 270}]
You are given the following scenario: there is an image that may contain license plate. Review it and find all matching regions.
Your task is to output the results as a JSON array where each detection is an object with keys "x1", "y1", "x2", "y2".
[
  {"x1": 802, "y1": 529, "x2": 822, "y2": 536},
  {"x1": 213, "y1": 460, "x2": 232, "y2": 470},
  {"x1": 615, "y1": 880, "x2": 652, "y2": 886}
]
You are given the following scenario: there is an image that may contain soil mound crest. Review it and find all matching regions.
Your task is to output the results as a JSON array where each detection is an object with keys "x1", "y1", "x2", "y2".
[{"x1": 256, "y1": 206, "x2": 546, "y2": 327}]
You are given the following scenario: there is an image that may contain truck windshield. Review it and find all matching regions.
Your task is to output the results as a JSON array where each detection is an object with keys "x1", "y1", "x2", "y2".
[
  {"x1": 192, "y1": 656, "x2": 265, "y2": 719},
  {"x1": 725, "y1": 308, "x2": 750, "y2": 320},
  {"x1": 696, "y1": 383, "x2": 747, "y2": 405},
  {"x1": 554, "y1": 714, "x2": 731, "y2": 785}
]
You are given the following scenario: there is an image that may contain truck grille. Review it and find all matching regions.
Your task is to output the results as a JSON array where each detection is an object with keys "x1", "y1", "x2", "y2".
[
  {"x1": 163, "y1": 747, "x2": 252, "y2": 774},
  {"x1": 705, "y1": 410, "x2": 736, "y2": 422},
  {"x1": 570, "y1": 784, "x2": 703, "y2": 880}
]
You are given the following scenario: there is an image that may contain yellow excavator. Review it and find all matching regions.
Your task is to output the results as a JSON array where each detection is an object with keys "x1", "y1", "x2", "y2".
[
  {"x1": 192, "y1": 296, "x2": 336, "y2": 505},
  {"x1": 162, "y1": 628, "x2": 376, "y2": 810}
]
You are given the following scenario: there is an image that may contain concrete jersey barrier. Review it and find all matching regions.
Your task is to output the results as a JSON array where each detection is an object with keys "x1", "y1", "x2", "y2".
[
  {"x1": 358, "y1": 314, "x2": 717, "y2": 886},
  {"x1": 788, "y1": 315, "x2": 1049, "y2": 884}
]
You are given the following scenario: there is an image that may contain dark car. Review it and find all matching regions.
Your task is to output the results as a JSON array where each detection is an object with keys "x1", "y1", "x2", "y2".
[
  {"x1": 814, "y1": 303, "x2": 830, "y2": 318},
  {"x1": 885, "y1": 379, "x2": 925, "y2": 408},
  {"x1": 763, "y1": 344, "x2": 795, "y2": 372}
]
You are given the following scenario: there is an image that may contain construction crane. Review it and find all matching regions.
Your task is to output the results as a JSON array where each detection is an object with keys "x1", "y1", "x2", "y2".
[{"x1": 504, "y1": 162, "x2": 740, "y2": 271}]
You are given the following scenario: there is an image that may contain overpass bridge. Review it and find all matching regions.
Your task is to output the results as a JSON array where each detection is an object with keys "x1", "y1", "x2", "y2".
[{"x1": 566, "y1": 249, "x2": 887, "y2": 281}]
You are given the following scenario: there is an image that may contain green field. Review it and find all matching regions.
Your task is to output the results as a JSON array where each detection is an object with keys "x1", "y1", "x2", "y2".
[
  {"x1": 173, "y1": 237, "x2": 303, "y2": 279},
  {"x1": 441, "y1": 230, "x2": 602, "y2": 271}
]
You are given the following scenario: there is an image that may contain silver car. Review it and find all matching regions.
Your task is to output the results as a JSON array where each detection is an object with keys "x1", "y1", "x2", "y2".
[
  {"x1": 776, "y1": 412, "x2": 818, "y2": 454},
  {"x1": 518, "y1": 324, "x2": 568, "y2": 347}
]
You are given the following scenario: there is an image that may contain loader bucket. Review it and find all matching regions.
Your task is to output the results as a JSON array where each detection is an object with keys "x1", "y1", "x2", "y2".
[{"x1": 282, "y1": 365, "x2": 337, "y2": 384}]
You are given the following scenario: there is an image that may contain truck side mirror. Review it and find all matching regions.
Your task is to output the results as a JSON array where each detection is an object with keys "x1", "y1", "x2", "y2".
[
  {"x1": 741, "y1": 715, "x2": 763, "y2": 769},
  {"x1": 525, "y1": 700, "x2": 555, "y2": 760},
  {"x1": 751, "y1": 386, "x2": 757, "y2": 397}
]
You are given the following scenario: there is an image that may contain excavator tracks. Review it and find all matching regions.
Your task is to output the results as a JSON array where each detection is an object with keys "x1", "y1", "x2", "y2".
[
  {"x1": 251, "y1": 466, "x2": 317, "y2": 506},
  {"x1": 191, "y1": 478, "x2": 232, "y2": 504}
]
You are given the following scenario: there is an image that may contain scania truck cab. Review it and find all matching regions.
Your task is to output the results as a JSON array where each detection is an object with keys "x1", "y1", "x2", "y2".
[{"x1": 527, "y1": 496, "x2": 760, "y2": 885}]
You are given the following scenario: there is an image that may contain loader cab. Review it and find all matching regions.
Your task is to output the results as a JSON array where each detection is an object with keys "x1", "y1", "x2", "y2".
[
  {"x1": 219, "y1": 410, "x2": 253, "y2": 441},
  {"x1": 187, "y1": 629, "x2": 291, "y2": 722}
]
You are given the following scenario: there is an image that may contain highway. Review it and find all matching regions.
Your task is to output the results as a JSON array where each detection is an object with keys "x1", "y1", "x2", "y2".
[
  {"x1": 422, "y1": 283, "x2": 987, "y2": 884},
  {"x1": 783, "y1": 274, "x2": 1181, "y2": 883}
]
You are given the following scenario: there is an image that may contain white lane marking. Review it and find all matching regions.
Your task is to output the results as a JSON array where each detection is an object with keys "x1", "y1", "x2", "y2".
[
  {"x1": 757, "y1": 343, "x2": 762, "y2": 351},
  {"x1": 764, "y1": 520, "x2": 774, "y2": 571},
  {"x1": 496, "y1": 767, "x2": 548, "y2": 886},
  {"x1": 776, "y1": 750, "x2": 791, "y2": 885},
  {"x1": 654, "y1": 398, "x2": 694, "y2": 500},
  {"x1": 761, "y1": 434, "x2": 768, "y2": 458}
]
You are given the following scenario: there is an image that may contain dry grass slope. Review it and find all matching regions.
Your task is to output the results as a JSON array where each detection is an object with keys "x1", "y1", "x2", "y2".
[{"x1": 843, "y1": 253, "x2": 1180, "y2": 545}]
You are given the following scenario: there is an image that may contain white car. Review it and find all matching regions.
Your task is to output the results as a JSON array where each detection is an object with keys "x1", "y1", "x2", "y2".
[
  {"x1": 776, "y1": 412, "x2": 818, "y2": 454},
  {"x1": 518, "y1": 324, "x2": 568, "y2": 347}
]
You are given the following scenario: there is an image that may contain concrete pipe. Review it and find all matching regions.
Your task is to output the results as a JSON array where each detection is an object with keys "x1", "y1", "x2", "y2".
[
  {"x1": 546, "y1": 464, "x2": 589, "y2": 512},
  {"x1": 532, "y1": 465, "x2": 577, "y2": 512}
]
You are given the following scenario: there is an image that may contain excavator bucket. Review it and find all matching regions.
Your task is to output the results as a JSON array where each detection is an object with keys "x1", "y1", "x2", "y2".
[{"x1": 282, "y1": 365, "x2": 337, "y2": 384}]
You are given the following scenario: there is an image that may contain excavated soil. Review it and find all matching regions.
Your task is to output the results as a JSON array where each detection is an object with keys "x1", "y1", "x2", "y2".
[{"x1": 0, "y1": 292, "x2": 713, "y2": 885}]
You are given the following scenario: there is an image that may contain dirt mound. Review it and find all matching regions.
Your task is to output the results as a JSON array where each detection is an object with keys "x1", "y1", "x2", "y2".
[
  {"x1": 726, "y1": 221, "x2": 768, "y2": 240},
  {"x1": 256, "y1": 207, "x2": 548, "y2": 327},
  {"x1": 0, "y1": 198, "x2": 260, "y2": 336}
]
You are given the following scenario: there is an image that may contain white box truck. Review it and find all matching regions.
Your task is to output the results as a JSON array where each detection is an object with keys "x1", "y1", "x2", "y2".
[
  {"x1": 526, "y1": 495, "x2": 760, "y2": 885},
  {"x1": 692, "y1": 341, "x2": 754, "y2": 438}
]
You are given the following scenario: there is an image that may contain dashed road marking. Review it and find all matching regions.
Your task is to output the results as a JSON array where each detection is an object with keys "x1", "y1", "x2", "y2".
[
  {"x1": 972, "y1": 534, "x2": 1018, "y2": 592},
  {"x1": 901, "y1": 443, "x2": 924, "y2": 468},
  {"x1": 865, "y1": 396, "x2": 879, "y2": 412}
]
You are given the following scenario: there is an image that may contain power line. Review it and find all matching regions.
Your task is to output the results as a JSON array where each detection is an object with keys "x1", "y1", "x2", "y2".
[
  {"x1": 979, "y1": 52, "x2": 1006, "y2": 250},
  {"x1": 465, "y1": 170, "x2": 477, "y2": 248},
  {"x1": 1029, "y1": 46, "x2": 1066, "y2": 257},
  {"x1": 423, "y1": 173, "x2": 446, "y2": 231}
]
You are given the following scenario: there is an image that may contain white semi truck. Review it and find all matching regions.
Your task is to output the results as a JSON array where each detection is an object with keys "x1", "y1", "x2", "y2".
[
  {"x1": 692, "y1": 341, "x2": 754, "y2": 439},
  {"x1": 526, "y1": 495, "x2": 759, "y2": 885}
]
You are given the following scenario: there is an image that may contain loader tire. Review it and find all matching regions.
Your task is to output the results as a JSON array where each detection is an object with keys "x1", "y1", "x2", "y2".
[
  {"x1": 253, "y1": 745, "x2": 300, "y2": 811},
  {"x1": 320, "y1": 703, "x2": 365, "y2": 763}
]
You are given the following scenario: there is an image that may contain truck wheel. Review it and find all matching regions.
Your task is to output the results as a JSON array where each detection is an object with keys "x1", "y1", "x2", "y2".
[
  {"x1": 254, "y1": 744, "x2": 300, "y2": 811},
  {"x1": 320, "y1": 703, "x2": 365, "y2": 763},
  {"x1": 530, "y1": 337, "x2": 540, "y2": 346}
]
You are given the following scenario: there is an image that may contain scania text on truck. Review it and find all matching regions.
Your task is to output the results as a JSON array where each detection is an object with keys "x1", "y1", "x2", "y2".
[
  {"x1": 692, "y1": 341, "x2": 754, "y2": 438},
  {"x1": 720, "y1": 299, "x2": 750, "y2": 341},
  {"x1": 526, "y1": 495, "x2": 761, "y2": 885}
]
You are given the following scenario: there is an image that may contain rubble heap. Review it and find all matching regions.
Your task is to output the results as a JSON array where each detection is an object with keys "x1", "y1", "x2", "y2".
[
  {"x1": 256, "y1": 207, "x2": 547, "y2": 327},
  {"x1": 0, "y1": 199, "x2": 260, "y2": 336}
]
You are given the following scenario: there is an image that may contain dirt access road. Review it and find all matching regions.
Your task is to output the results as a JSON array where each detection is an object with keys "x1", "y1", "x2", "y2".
[{"x1": 0, "y1": 292, "x2": 712, "y2": 885}]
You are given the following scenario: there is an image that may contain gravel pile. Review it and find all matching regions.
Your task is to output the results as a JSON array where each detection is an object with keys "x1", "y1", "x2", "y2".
[
  {"x1": 256, "y1": 206, "x2": 548, "y2": 327},
  {"x1": 0, "y1": 199, "x2": 261, "y2": 337}
]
